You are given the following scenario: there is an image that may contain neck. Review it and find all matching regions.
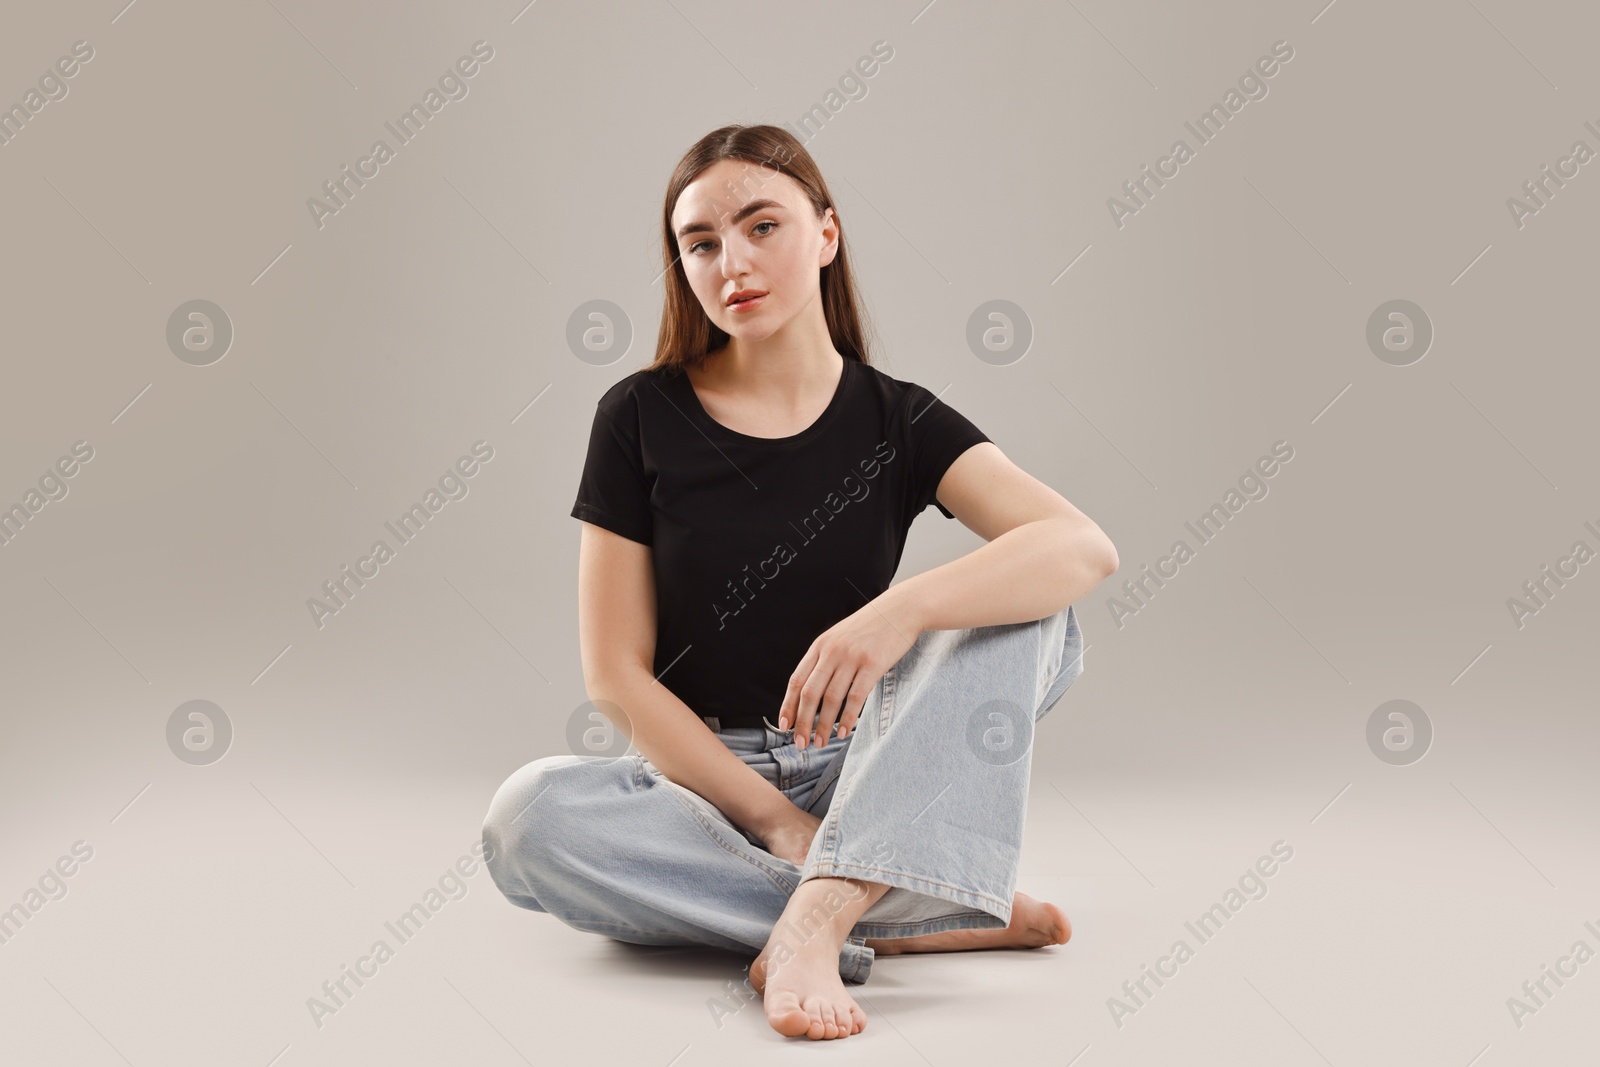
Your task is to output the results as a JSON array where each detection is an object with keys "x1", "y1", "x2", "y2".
[{"x1": 704, "y1": 298, "x2": 843, "y2": 401}]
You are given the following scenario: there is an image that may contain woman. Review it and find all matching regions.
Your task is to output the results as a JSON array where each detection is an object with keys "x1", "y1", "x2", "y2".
[{"x1": 482, "y1": 124, "x2": 1118, "y2": 1041}]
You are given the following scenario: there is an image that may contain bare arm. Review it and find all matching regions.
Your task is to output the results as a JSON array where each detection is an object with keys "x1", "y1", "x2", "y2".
[
  {"x1": 576, "y1": 520, "x2": 798, "y2": 841},
  {"x1": 903, "y1": 441, "x2": 1119, "y2": 631},
  {"x1": 779, "y1": 442, "x2": 1119, "y2": 751}
]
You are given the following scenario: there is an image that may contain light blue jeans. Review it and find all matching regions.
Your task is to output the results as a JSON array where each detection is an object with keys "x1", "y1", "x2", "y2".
[{"x1": 481, "y1": 603, "x2": 1083, "y2": 985}]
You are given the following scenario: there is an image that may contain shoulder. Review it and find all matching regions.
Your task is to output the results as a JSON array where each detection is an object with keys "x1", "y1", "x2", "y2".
[
  {"x1": 849, "y1": 359, "x2": 927, "y2": 410},
  {"x1": 851, "y1": 361, "x2": 947, "y2": 430},
  {"x1": 591, "y1": 366, "x2": 677, "y2": 418}
]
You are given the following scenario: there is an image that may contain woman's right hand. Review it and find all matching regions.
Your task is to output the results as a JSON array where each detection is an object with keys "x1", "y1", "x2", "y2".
[{"x1": 759, "y1": 809, "x2": 823, "y2": 868}]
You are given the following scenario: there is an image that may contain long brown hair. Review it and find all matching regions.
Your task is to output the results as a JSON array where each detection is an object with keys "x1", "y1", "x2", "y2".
[{"x1": 646, "y1": 124, "x2": 875, "y2": 375}]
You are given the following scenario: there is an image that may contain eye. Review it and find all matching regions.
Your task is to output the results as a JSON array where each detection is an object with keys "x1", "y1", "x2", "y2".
[{"x1": 686, "y1": 220, "x2": 777, "y2": 256}]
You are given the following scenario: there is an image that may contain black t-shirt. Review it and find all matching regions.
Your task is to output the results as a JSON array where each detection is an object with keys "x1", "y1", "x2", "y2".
[{"x1": 571, "y1": 355, "x2": 990, "y2": 730}]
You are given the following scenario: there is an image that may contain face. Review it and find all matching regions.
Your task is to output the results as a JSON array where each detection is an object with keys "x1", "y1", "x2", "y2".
[{"x1": 670, "y1": 158, "x2": 838, "y2": 342}]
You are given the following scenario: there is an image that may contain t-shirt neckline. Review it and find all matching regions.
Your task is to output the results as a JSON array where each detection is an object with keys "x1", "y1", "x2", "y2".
[{"x1": 677, "y1": 355, "x2": 852, "y2": 447}]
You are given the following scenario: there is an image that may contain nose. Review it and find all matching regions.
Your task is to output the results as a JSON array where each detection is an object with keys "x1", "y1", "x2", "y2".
[{"x1": 719, "y1": 237, "x2": 751, "y2": 280}]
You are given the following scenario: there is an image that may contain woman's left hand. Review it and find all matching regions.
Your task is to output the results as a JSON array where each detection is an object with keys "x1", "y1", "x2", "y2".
[{"x1": 777, "y1": 593, "x2": 923, "y2": 750}]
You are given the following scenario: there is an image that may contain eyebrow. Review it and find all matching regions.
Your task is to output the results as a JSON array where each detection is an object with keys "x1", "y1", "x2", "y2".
[{"x1": 675, "y1": 198, "x2": 786, "y2": 241}]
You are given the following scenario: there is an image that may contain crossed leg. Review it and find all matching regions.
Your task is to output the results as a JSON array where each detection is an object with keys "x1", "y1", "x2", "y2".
[{"x1": 743, "y1": 604, "x2": 1086, "y2": 1040}]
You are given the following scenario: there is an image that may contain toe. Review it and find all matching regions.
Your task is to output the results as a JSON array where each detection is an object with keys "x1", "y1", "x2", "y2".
[
  {"x1": 765, "y1": 993, "x2": 810, "y2": 1038},
  {"x1": 807, "y1": 1000, "x2": 837, "y2": 1040}
]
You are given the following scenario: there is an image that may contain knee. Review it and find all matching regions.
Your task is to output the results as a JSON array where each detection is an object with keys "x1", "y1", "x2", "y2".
[
  {"x1": 483, "y1": 755, "x2": 584, "y2": 853},
  {"x1": 1036, "y1": 604, "x2": 1084, "y2": 719},
  {"x1": 1049, "y1": 603, "x2": 1082, "y2": 672},
  {"x1": 481, "y1": 755, "x2": 587, "y2": 898}
]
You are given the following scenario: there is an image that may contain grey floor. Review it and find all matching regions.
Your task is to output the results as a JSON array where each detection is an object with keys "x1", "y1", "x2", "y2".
[{"x1": 5, "y1": 639, "x2": 1594, "y2": 1066}]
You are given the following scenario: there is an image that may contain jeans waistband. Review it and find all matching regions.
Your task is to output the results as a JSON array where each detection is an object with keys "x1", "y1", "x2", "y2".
[{"x1": 705, "y1": 714, "x2": 793, "y2": 733}]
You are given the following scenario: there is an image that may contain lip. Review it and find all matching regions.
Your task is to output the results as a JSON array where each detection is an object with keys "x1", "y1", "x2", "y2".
[{"x1": 726, "y1": 290, "x2": 768, "y2": 309}]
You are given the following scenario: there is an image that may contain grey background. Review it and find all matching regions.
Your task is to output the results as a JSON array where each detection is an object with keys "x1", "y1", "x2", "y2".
[{"x1": 2, "y1": 0, "x2": 1596, "y2": 1063}]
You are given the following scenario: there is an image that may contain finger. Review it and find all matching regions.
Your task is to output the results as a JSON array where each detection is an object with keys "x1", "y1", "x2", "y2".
[
  {"x1": 796, "y1": 657, "x2": 847, "y2": 750},
  {"x1": 777, "y1": 646, "x2": 818, "y2": 731},
  {"x1": 812, "y1": 663, "x2": 860, "y2": 747},
  {"x1": 792, "y1": 662, "x2": 826, "y2": 749},
  {"x1": 837, "y1": 674, "x2": 875, "y2": 738}
]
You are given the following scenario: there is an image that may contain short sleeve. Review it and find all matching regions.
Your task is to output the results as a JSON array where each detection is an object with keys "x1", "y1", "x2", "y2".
[
  {"x1": 571, "y1": 397, "x2": 654, "y2": 546},
  {"x1": 905, "y1": 383, "x2": 991, "y2": 519}
]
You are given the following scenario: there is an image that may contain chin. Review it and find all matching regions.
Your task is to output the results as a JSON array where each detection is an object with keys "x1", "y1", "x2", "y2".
[
  {"x1": 723, "y1": 324, "x2": 781, "y2": 343},
  {"x1": 718, "y1": 313, "x2": 782, "y2": 341}
]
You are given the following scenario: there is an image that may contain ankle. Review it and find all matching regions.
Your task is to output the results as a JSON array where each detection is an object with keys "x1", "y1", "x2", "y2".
[{"x1": 779, "y1": 877, "x2": 876, "y2": 947}]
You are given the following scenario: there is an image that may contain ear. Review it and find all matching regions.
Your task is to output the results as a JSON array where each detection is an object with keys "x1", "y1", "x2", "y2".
[{"x1": 818, "y1": 206, "x2": 840, "y2": 268}]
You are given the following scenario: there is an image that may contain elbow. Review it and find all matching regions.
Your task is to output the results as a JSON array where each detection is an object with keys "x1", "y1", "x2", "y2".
[
  {"x1": 1071, "y1": 520, "x2": 1118, "y2": 578},
  {"x1": 1057, "y1": 524, "x2": 1116, "y2": 605},
  {"x1": 584, "y1": 657, "x2": 654, "y2": 702},
  {"x1": 583, "y1": 663, "x2": 635, "y2": 700},
  {"x1": 581, "y1": 667, "x2": 645, "y2": 737},
  {"x1": 1099, "y1": 535, "x2": 1119, "y2": 577}
]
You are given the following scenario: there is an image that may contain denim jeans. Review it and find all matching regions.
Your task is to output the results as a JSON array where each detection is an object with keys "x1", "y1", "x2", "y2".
[{"x1": 481, "y1": 603, "x2": 1083, "y2": 985}]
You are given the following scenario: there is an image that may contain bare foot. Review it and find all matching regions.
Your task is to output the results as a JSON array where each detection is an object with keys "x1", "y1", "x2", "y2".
[
  {"x1": 749, "y1": 935, "x2": 865, "y2": 1040},
  {"x1": 865, "y1": 891, "x2": 1070, "y2": 956}
]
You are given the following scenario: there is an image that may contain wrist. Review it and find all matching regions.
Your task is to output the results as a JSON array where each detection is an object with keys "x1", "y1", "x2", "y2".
[
  {"x1": 878, "y1": 577, "x2": 930, "y2": 638},
  {"x1": 748, "y1": 789, "x2": 804, "y2": 840}
]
